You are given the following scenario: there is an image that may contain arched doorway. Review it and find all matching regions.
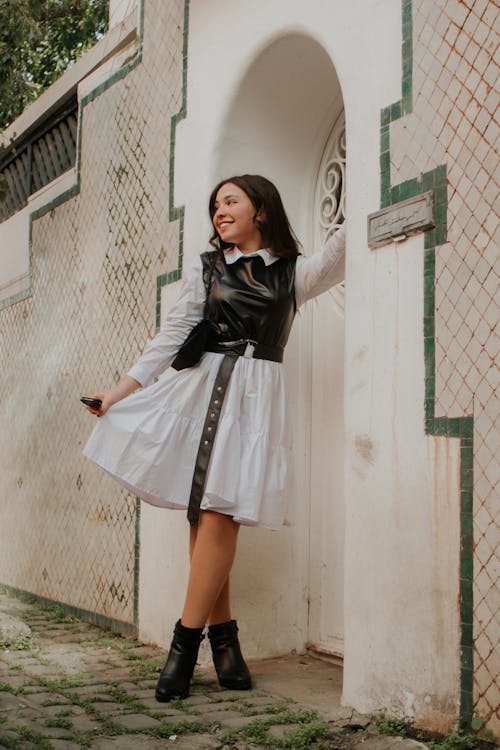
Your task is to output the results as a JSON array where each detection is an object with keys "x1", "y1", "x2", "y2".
[{"x1": 214, "y1": 33, "x2": 346, "y2": 658}]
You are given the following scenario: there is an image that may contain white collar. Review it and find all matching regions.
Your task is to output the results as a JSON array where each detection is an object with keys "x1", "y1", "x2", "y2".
[{"x1": 224, "y1": 246, "x2": 279, "y2": 266}]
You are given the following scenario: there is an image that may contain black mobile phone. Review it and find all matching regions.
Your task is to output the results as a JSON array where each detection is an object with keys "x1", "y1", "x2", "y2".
[{"x1": 80, "y1": 397, "x2": 102, "y2": 410}]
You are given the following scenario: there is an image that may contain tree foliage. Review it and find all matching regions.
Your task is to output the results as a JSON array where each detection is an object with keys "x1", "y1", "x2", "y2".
[{"x1": 0, "y1": 0, "x2": 108, "y2": 132}]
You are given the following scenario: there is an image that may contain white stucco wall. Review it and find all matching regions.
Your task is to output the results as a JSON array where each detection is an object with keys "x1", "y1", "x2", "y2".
[
  {"x1": 109, "y1": 0, "x2": 138, "y2": 29},
  {"x1": 342, "y1": 228, "x2": 461, "y2": 726},
  {"x1": 139, "y1": 0, "x2": 460, "y2": 726},
  {"x1": 0, "y1": 171, "x2": 75, "y2": 307}
]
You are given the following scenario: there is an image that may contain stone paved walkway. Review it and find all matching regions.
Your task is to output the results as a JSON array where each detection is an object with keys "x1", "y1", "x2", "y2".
[{"x1": 0, "y1": 590, "x2": 429, "y2": 750}]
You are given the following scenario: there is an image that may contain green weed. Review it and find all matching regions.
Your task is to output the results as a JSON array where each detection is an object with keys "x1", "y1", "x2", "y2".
[
  {"x1": 154, "y1": 720, "x2": 208, "y2": 737},
  {"x1": 275, "y1": 720, "x2": 331, "y2": 749},
  {"x1": 168, "y1": 697, "x2": 185, "y2": 710},
  {"x1": 429, "y1": 733, "x2": 482, "y2": 750},
  {"x1": 220, "y1": 708, "x2": 331, "y2": 749},
  {"x1": 376, "y1": 711, "x2": 408, "y2": 736},
  {"x1": 73, "y1": 732, "x2": 93, "y2": 747},
  {"x1": 120, "y1": 650, "x2": 143, "y2": 661},
  {"x1": 470, "y1": 718, "x2": 497, "y2": 744},
  {"x1": 20, "y1": 596, "x2": 76, "y2": 624},
  {"x1": 0, "y1": 735, "x2": 18, "y2": 749},
  {"x1": 39, "y1": 675, "x2": 85, "y2": 691},
  {"x1": 94, "y1": 716, "x2": 129, "y2": 735},
  {"x1": 9, "y1": 725, "x2": 53, "y2": 749},
  {"x1": 65, "y1": 693, "x2": 96, "y2": 715},
  {"x1": 55, "y1": 708, "x2": 73, "y2": 717},
  {"x1": 107, "y1": 683, "x2": 147, "y2": 711},
  {"x1": 0, "y1": 682, "x2": 26, "y2": 695},
  {"x1": 0, "y1": 634, "x2": 35, "y2": 651},
  {"x1": 377, "y1": 712, "x2": 496, "y2": 750},
  {"x1": 130, "y1": 657, "x2": 164, "y2": 679},
  {"x1": 44, "y1": 716, "x2": 73, "y2": 729}
]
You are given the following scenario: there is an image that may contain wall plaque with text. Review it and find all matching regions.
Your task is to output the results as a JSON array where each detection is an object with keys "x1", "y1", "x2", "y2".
[{"x1": 368, "y1": 191, "x2": 435, "y2": 248}]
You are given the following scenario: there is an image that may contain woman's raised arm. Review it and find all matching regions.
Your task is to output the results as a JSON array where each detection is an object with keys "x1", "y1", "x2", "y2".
[{"x1": 295, "y1": 222, "x2": 346, "y2": 307}]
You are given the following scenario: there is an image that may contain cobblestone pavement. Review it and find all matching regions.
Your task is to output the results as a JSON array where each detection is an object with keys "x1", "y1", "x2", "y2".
[{"x1": 0, "y1": 590, "x2": 428, "y2": 750}]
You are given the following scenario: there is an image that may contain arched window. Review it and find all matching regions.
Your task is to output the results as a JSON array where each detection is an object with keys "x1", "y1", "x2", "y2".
[{"x1": 314, "y1": 113, "x2": 346, "y2": 317}]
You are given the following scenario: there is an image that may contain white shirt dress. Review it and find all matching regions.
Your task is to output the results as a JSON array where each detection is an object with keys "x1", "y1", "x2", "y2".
[{"x1": 83, "y1": 224, "x2": 346, "y2": 530}]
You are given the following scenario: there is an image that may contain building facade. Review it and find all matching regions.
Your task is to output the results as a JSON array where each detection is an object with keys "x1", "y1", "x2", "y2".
[{"x1": 0, "y1": 0, "x2": 498, "y2": 737}]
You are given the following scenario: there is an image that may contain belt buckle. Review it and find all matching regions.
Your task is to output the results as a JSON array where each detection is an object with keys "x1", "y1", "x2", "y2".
[{"x1": 244, "y1": 340, "x2": 256, "y2": 359}]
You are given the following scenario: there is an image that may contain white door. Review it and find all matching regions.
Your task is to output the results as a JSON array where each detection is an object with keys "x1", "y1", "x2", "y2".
[{"x1": 307, "y1": 114, "x2": 346, "y2": 659}]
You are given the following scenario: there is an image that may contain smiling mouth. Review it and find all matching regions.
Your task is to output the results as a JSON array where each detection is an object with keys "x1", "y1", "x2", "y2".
[{"x1": 218, "y1": 222, "x2": 233, "y2": 230}]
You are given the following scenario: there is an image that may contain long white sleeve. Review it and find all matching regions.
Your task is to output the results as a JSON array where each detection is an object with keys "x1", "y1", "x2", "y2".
[
  {"x1": 295, "y1": 223, "x2": 346, "y2": 307},
  {"x1": 127, "y1": 255, "x2": 205, "y2": 387}
]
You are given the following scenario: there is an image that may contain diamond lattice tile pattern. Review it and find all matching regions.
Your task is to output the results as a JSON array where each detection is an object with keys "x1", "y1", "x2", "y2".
[
  {"x1": 0, "y1": 0, "x2": 184, "y2": 625},
  {"x1": 390, "y1": 0, "x2": 499, "y2": 731}
]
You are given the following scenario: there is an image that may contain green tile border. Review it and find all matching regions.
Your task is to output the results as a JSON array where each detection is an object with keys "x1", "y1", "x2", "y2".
[
  {"x1": 133, "y1": 497, "x2": 141, "y2": 628},
  {"x1": 379, "y1": 0, "x2": 413, "y2": 209},
  {"x1": 0, "y1": 286, "x2": 31, "y2": 311},
  {"x1": 0, "y1": 584, "x2": 137, "y2": 637},
  {"x1": 379, "y1": 0, "x2": 473, "y2": 730},
  {"x1": 155, "y1": 0, "x2": 190, "y2": 331}
]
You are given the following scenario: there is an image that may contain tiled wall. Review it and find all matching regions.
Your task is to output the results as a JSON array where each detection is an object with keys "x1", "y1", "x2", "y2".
[
  {"x1": 0, "y1": 0, "x2": 185, "y2": 630},
  {"x1": 383, "y1": 0, "x2": 498, "y2": 733}
]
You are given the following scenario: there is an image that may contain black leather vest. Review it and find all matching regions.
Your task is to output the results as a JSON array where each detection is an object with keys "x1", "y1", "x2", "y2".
[{"x1": 204, "y1": 251, "x2": 297, "y2": 350}]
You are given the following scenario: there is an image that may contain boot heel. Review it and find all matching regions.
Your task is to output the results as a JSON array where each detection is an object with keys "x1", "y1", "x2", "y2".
[
  {"x1": 155, "y1": 620, "x2": 204, "y2": 702},
  {"x1": 208, "y1": 620, "x2": 252, "y2": 691}
]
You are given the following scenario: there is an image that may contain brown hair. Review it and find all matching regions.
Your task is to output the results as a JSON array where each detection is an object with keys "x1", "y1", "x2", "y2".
[{"x1": 208, "y1": 174, "x2": 301, "y2": 259}]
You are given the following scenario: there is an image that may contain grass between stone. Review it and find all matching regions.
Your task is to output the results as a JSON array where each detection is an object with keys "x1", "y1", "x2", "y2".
[
  {"x1": 2, "y1": 592, "x2": 496, "y2": 750},
  {"x1": 376, "y1": 713, "x2": 495, "y2": 750},
  {"x1": 218, "y1": 708, "x2": 333, "y2": 749},
  {"x1": 0, "y1": 657, "x2": 343, "y2": 750}
]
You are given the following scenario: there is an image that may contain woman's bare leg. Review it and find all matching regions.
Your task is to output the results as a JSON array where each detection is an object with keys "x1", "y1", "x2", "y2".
[
  {"x1": 189, "y1": 524, "x2": 232, "y2": 626},
  {"x1": 207, "y1": 578, "x2": 231, "y2": 626},
  {"x1": 182, "y1": 511, "x2": 240, "y2": 628},
  {"x1": 186, "y1": 512, "x2": 251, "y2": 691}
]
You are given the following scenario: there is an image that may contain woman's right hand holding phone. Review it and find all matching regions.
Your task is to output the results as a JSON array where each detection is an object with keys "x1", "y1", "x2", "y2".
[{"x1": 82, "y1": 375, "x2": 141, "y2": 418}]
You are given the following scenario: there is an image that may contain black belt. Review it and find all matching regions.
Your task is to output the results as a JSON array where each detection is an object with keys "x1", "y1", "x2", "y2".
[
  {"x1": 186, "y1": 340, "x2": 283, "y2": 526},
  {"x1": 206, "y1": 339, "x2": 284, "y2": 363}
]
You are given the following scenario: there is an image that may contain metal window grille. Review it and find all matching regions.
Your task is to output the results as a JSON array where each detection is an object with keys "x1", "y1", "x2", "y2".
[{"x1": 0, "y1": 97, "x2": 78, "y2": 223}]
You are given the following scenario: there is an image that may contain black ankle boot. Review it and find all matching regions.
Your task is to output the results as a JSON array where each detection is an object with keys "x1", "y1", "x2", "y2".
[
  {"x1": 155, "y1": 620, "x2": 205, "y2": 702},
  {"x1": 208, "y1": 620, "x2": 252, "y2": 690}
]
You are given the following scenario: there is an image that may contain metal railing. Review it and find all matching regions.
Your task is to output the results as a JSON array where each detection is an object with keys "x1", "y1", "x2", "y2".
[{"x1": 0, "y1": 97, "x2": 78, "y2": 222}]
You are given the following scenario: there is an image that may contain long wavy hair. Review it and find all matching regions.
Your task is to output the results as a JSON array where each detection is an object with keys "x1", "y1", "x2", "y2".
[{"x1": 208, "y1": 174, "x2": 301, "y2": 259}]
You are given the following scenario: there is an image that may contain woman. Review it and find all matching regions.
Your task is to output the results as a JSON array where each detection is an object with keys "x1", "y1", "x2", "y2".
[{"x1": 83, "y1": 174, "x2": 345, "y2": 702}]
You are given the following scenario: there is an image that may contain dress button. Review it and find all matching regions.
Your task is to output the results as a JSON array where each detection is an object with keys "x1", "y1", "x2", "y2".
[
  {"x1": 207, "y1": 426, "x2": 213, "y2": 432},
  {"x1": 204, "y1": 440, "x2": 209, "y2": 445},
  {"x1": 210, "y1": 412, "x2": 216, "y2": 418},
  {"x1": 214, "y1": 400, "x2": 219, "y2": 405},
  {"x1": 217, "y1": 386, "x2": 222, "y2": 392}
]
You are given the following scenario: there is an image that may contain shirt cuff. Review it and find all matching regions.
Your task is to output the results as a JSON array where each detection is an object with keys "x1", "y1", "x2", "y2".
[{"x1": 126, "y1": 364, "x2": 152, "y2": 388}]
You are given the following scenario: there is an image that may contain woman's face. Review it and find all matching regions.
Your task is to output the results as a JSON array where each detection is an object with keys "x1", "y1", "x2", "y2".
[{"x1": 212, "y1": 183, "x2": 263, "y2": 252}]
